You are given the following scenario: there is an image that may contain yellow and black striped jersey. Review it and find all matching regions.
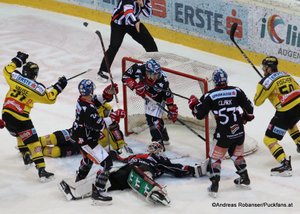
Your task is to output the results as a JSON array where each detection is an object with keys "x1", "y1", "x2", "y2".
[
  {"x1": 2, "y1": 62, "x2": 60, "y2": 121},
  {"x1": 254, "y1": 71, "x2": 300, "y2": 112}
]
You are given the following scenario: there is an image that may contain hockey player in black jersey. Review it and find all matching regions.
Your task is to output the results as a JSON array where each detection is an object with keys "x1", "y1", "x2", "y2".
[
  {"x1": 70, "y1": 79, "x2": 125, "y2": 205},
  {"x1": 188, "y1": 69, "x2": 254, "y2": 198},
  {"x1": 98, "y1": 0, "x2": 158, "y2": 80},
  {"x1": 122, "y1": 58, "x2": 178, "y2": 149},
  {"x1": 39, "y1": 103, "x2": 133, "y2": 158},
  {"x1": 59, "y1": 142, "x2": 207, "y2": 206}
]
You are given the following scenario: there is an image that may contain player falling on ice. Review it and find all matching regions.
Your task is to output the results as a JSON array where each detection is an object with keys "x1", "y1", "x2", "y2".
[{"x1": 59, "y1": 142, "x2": 208, "y2": 206}]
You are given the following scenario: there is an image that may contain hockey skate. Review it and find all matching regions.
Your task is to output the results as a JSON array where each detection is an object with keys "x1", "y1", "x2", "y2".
[
  {"x1": 148, "y1": 188, "x2": 171, "y2": 206},
  {"x1": 270, "y1": 156, "x2": 292, "y2": 177},
  {"x1": 22, "y1": 151, "x2": 33, "y2": 167},
  {"x1": 59, "y1": 180, "x2": 75, "y2": 201},
  {"x1": 234, "y1": 170, "x2": 251, "y2": 189},
  {"x1": 91, "y1": 184, "x2": 112, "y2": 206},
  {"x1": 208, "y1": 181, "x2": 219, "y2": 198},
  {"x1": 38, "y1": 167, "x2": 54, "y2": 182},
  {"x1": 97, "y1": 70, "x2": 109, "y2": 82},
  {"x1": 296, "y1": 143, "x2": 300, "y2": 153}
]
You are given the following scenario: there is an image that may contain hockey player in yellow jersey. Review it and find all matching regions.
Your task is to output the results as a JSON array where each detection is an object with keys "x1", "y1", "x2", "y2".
[
  {"x1": 254, "y1": 56, "x2": 300, "y2": 176},
  {"x1": 2, "y1": 51, "x2": 68, "y2": 182},
  {"x1": 40, "y1": 103, "x2": 133, "y2": 158}
]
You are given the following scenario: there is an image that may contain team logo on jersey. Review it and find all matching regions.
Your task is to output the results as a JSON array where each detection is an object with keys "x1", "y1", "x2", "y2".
[
  {"x1": 19, "y1": 128, "x2": 37, "y2": 141},
  {"x1": 230, "y1": 124, "x2": 239, "y2": 134},
  {"x1": 262, "y1": 72, "x2": 287, "y2": 89},
  {"x1": 210, "y1": 89, "x2": 237, "y2": 100},
  {"x1": 61, "y1": 129, "x2": 71, "y2": 141},
  {"x1": 272, "y1": 126, "x2": 286, "y2": 136},
  {"x1": 11, "y1": 72, "x2": 45, "y2": 95}
]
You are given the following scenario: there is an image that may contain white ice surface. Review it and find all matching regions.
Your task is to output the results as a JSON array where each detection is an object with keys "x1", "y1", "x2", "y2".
[{"x1": 0, "y1": 3, "x2": 299, "y2": 214}]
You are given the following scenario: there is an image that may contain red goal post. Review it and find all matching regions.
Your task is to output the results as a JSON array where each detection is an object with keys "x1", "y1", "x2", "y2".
[{"x1": 121, "y1": 52, "x2": 258, "y2": 159}]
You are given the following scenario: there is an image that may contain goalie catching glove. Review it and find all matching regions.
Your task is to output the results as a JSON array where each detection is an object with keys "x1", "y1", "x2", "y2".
[
  {"x1": 109, "y1": 109, "x2": 126, "y2": 123},
  {"x1": 103, "y1": 83, "x2": 119, "y2": 101}
]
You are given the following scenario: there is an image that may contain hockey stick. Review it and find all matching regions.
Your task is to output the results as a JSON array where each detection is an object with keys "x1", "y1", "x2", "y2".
[
  {"x1": 46, "y1": 69, "x2": 93, "y2": 89},
  {"x1": 95, "y1": 30, "x2": 119, "y2": 104},
  {"x1": 230, "y1": 23, "x2": 263, "y2": 78},
  {"x1": 149, "y1": 83, "x2": 189, "y2": 100},
  {"x1": 145, "y1": 96, "x2": 206, "y2": 142}
]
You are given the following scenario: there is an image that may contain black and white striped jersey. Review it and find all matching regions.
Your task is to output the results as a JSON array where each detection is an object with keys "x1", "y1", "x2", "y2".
[{"x1": 111, "y1": 0, "x2": 152, "y2": 26}]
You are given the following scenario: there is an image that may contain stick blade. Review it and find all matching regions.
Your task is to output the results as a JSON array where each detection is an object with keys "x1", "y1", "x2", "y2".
[{"x1": 230, "y1": 22, "x2": 238, "y2": 41}]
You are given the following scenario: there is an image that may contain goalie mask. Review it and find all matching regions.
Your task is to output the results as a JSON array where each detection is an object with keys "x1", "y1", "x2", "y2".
[
  {"x1": 22, "y1": 62, "x2": 39, "y2": 80},
  {"x1": 147, "y1": 142, "x2": 163, "y2": 155},
  {"x1": 145, "y1": 59, "x2": 161, "y2": 84},
  {"x1": 78, "y1": 79, "x2": 96, "y2": 96}
]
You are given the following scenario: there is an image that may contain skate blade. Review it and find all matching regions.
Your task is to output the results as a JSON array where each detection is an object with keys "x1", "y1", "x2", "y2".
[
  {"x1": 97, "y1": 75, "x2": 109, "y2": 83},
  {"x1": 92, "y1": 199, "x2": 112, "y2": 206},
  {"x1": 235, "y1": 184, "x2": 251, "y2": 190},
  {"x1": 163, "y1": 141, "x2": 170, "y2": 145},
  {"x1": 58, "y1": 182, "x2": 74, "y2": 201},
  {"x1": 24, "y1": 163, "x2": 33, "y2": 170},
  {"x1": 270, "y1": 171, "x2": 292, "y2": 177},
  {"x1": 207, "y1": 187, "x2": 218, "y2": 198},
  {"x1": 150, "y1": 194, "x2": 171, "y2": 206},
  {"x1": 39, "y1": 175, "x2": 55, "y2": 183}
]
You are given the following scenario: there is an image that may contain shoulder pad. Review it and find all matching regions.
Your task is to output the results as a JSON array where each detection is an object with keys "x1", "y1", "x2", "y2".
[{"x1": 261, "y1": 72, "x2": 287, "y2": 89}]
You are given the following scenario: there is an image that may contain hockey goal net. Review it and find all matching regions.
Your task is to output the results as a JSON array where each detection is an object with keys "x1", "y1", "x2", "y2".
[{"x1": 122, "y1": 52, "x2": 258, "y2": 159}]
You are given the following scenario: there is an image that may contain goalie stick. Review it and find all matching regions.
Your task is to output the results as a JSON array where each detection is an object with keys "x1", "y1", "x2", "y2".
[
  {"x1": 230, "y1": 23, "x2": 263, "y2": 78},
  {"x1": 46, "y1": 69, "x2": 93, "y2": 89}
]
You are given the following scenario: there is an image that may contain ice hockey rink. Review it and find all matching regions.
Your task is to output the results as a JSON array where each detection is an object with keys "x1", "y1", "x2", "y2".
[{"x1": 0, "y1": 3, "x2": 299, "y2": 214}]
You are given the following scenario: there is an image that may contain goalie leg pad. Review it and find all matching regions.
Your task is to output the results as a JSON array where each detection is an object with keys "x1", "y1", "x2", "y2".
[{"x1": 127, "y1": 166, "x2": 171, "y2": 206}]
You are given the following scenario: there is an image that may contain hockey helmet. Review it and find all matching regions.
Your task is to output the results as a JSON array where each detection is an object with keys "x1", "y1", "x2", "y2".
[
  {"x1": 22, "y1": 62, "x2": 39, "y2": 80},
  {"x1": 78, "y1": 79, "x2": 95, "y2": 96},
  {"x1": 212, "y1": 68, "x2": 228, "y2": 86},
  {"x1": 145, "y1": 59, "x2": 161, "y2": 82},
  {"x1": 147, "y1": 142, "x2": 163, "y2": 155},
  {"x1": 262, "y1": 56, "x2": 278, "y2": 69}
]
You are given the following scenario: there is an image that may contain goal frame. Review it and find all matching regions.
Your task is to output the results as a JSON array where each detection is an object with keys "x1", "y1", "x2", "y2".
[{"x1": 121, "y1": 56, "x2": 211, "y2": 157}]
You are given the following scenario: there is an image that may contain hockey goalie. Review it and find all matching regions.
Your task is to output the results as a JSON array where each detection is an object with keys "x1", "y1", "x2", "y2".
[{"x1": 59, "y1": 142, "x2": 208, "y2": 206}]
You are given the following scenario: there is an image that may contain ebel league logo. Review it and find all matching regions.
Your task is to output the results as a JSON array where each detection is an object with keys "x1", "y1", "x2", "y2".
[{"x1": 260, "y1": 15, "x2": 300, "y2": 47}]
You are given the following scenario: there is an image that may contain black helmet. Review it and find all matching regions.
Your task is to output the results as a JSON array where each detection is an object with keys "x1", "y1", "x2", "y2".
[
  {"x1": 22, "y1": 62, "x2": 39, "y2": 80},
  {"x1": 262, "y1": 56, "x2": 278, "y2": 69}
]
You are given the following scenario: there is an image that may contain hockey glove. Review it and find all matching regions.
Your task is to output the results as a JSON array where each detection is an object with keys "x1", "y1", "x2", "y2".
[
  {"x1": 135, "y1": 81, "x2": 146, "y2": 98},
  {"x1": 242, "y1": 112, "x2": 255, "y2": 124},
  {"x1": 12, "y1": 51, "x2": 28, "y2": 67},
  {"x1": 124, "y1": 78, "x2": 137, "y2": 90},
  {"x1": 188, "y1": 95, "x2": 199, "y2": 110},
  {"x1": 103, "y1": 83, "x2": 119, "y2": 101},
  {"x1": 109, "y1": 109, "x2": 126, "y2": 123},
  {"x1": 167, "y1": 104, "x2": 178, "y2": 123},
  {"x1": 0, "y1": 119, "x2": 6, "y2": 129},
  {"x1": 53, "y1": 76, "x2": 68, "y2": 94}
]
